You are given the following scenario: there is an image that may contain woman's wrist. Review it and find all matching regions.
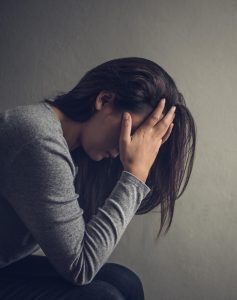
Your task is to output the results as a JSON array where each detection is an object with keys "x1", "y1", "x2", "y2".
[{"x1": 123, "y1": 168, "x2": 148, "y2": 184}]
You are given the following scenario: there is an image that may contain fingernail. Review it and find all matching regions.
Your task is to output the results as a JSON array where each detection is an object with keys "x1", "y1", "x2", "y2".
[
  {"x1": 172, "y1": 106, "x2": 176, "y2": 112},
  {"x1": 124, "y1": 112, "x2": 129, "y2": 120},
  {"x1": 162, "y1": 98, "x2": 166, "y2": 104}
]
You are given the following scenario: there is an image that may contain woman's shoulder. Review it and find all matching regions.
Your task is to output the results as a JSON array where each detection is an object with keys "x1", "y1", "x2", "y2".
[
  {"x1": 0, "y1": 101, "x2": 70, "y2": 174},
  {"x1": 1, "y1": 101, "x2": 64, "y2": 144}
]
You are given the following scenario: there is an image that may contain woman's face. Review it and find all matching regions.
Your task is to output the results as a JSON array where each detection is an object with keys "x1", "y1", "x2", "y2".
[{"x1": 80, "y1": 92, "x2": 154, "y2": 161}]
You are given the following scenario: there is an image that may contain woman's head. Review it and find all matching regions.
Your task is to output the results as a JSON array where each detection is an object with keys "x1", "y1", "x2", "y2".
[
  {"x1": 77, "y1": 90, "x2": 154, "y2": 160},
  {"x1": 44, "y1": 57, "x2": 196, "y2": 240}
]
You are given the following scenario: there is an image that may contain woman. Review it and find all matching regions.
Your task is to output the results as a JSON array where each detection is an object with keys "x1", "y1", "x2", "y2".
[{"x1": 0, "y1": 57, "x2": 196, "y2": 299}]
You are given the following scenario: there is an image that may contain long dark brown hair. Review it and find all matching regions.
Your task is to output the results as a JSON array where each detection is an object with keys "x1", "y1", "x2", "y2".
[{"x1": 43, "y1": 57, "x2": 197, "y2": 240}]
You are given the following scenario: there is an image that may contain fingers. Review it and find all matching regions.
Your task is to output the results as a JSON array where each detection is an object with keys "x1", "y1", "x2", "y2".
[
  {"x1": 142, "y1": 98, "x2": 166, "y2": 129},
  {"x1": 161, "y1": 123, "x2": 174, "y2": 145},
  {"x1": 154, "y1": 105, "x2": 176, "y2": 136},
  {"x1": 119, "y1": 112, "x2": 132, "y2": 145}
]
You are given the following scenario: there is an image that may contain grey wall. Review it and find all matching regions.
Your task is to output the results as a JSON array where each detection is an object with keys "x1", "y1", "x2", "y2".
[{"x1": 1, "y1": 1, "x2": 236, "y2": 299}]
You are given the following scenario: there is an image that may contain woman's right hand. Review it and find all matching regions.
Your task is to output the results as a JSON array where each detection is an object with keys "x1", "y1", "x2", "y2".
[{"x1": 119, "y1": 99, "x2": 176, "y2": 183}]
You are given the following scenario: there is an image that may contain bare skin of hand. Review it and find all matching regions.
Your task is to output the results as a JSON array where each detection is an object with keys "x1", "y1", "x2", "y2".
[{"x1": 119, "y1": 99, "x2": 176, "y2": 183}]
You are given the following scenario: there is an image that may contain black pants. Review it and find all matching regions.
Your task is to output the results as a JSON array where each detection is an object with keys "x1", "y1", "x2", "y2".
[{"x1": 0, "y1": 255, "x2": 145, "y2": 299}]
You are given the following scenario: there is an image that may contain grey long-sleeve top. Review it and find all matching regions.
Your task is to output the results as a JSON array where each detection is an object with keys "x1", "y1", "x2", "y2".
[{"x1": 0, "y1": 100, "x2": 151, "y2": 286}]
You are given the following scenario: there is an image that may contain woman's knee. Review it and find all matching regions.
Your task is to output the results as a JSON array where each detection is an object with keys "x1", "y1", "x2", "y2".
[
  {"x1": 95, "y1": 263, "x2": 145, "y2": 299},
  {"x1": 114, "y1": 263, "x2": 144, "y2": 297}
]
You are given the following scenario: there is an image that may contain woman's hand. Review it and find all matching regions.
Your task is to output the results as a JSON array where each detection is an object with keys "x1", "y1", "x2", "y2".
[{"x1": 119, "y1": 99, "x2": 176, "y2": 183}]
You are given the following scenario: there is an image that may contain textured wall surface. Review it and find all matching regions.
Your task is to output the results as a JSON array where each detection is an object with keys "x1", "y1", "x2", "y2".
[{"x1": 1, "y1": 1, "x2": 236, "y2": 299}]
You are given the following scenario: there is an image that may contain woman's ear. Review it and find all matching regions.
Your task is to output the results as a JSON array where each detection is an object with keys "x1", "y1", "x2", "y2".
[{"x1": 95, "y1": 91, "x2": 115, "y2": 110}]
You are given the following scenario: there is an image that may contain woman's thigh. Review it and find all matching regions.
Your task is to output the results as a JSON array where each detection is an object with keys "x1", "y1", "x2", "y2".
[
  {"x1": 0, "y1": 255, "x2": 144, "y2": 299},
  {"x1": 0, "y1": 277, "x2": 125, "y2": 300}
]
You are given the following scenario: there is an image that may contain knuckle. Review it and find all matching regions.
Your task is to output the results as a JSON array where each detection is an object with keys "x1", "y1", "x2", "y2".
[
  {"x1": 150, "y1": 115, "x2": 160, "y2": 123},
  {"x1": 139, "y1": 127, "x2": 147, "y2": 135},
  {"x1": 146, "y1": 127, "x2": 153, "y2": 137},
  {"x1": 159, "y1": 122, "x2": 167, "y2": 131},
  {"x1": 162, "y1": 118, "x2": 170, "y2": 127}
]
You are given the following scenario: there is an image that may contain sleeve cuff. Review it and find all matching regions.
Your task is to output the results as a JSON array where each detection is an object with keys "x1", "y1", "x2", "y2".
[{"x1": 120, "y1": 170, "x2": 151, "y2": 195}]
